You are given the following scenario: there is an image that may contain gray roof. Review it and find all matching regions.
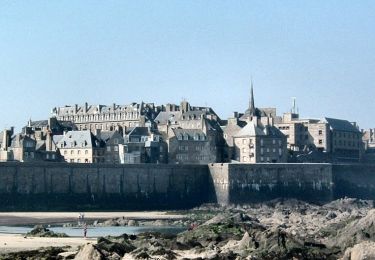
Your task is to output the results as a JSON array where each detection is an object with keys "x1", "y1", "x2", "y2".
[
  {"x1": 173, "y1": 129, "x2": 206, "y2": 141},
  {"x1": 53, "y1": 135, "x2": 64, "y2": 144},
  {"x1": 235, "y1": 122, "x2": 265, "y2": 137},
  {"x1": 29, "y1": 120, "x2": 48, "y2": 128},
  {"x1": 128, "y1": 127, "x2": 151, "y2": 137},
  {"x1": 235, "y1": 122, "x2": 285, "y2": 138},
  {"x1": 154, "y1": 111, "x2": 180, "y2": 124},
  {"x1": 99, "y1": 131, "x2": 116, "y2": 142},
  {"x1": 56, "y1": 130, "x2": 103, "y2": 148},
  {"x1": 323, "y1": 117, "x2": 360, "y2": 133}
]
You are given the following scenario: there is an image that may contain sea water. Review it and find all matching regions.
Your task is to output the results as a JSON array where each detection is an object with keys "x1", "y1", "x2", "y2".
[{"x1": 0, "y1": 225, "x2": 185, "y2": 237}]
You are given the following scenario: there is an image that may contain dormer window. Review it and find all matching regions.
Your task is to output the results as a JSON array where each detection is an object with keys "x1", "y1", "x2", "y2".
[{"x1": 177, "y1": 134, "x2": 182, "y2": 141}]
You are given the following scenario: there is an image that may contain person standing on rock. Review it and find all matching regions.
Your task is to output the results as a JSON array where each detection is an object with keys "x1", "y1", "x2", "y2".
[{"x1": 83, "y1": 223, "x2": 87, "y2": 238}]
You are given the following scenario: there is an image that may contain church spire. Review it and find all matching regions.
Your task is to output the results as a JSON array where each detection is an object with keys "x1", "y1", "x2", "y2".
[{"x1": 249, "y1": 80, "x2": 256, "y2": 116}]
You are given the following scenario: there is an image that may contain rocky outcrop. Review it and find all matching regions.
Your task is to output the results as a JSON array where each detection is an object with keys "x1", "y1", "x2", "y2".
[
  {"x1": 74, "y1": 243, "x2": 104, "y2": 260},
  {"x1": 26, "y1": 225, "x2": 68, "y2": 237}
]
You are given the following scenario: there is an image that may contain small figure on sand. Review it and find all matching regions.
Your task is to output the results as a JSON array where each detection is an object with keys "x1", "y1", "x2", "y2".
[{"x1": 83, "y1": 223, "x2": 87, "y2": 238}]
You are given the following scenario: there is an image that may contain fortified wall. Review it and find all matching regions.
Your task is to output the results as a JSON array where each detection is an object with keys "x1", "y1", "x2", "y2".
[
  {"x1": 0, "y1": 163, "x2": 208, "y2": 210},
  {"x1": 0, "y1": 162, "x2": 374, "y2": 210}
]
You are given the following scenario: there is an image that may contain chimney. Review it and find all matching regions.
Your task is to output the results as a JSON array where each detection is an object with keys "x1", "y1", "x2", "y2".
[
  {"x1": 84, "y1": 102, "x2": 88, "y2": 113},
  {"x1": 95, "y1": 129, "x2": 101, "y2": 139},
  {"x1": 2, "y1": 131, "x2": 7, "y2": 150},
  {"x1": 233, "y1": 112, "x2": 238, "y2": 118},
  {"x1": 46, "y1": 131, "x2": 52, "y2": 151},
  {"x1": 112, "y1": 103, "x2": 116, "y2": 111},
  {"x1": 74, "y1": 104, "x2": 78, "y2": 114}
]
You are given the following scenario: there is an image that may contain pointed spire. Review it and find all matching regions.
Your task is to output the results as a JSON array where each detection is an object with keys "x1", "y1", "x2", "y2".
[{"x1": 249, "y1": 79, "x2": 256, "y2": 116}]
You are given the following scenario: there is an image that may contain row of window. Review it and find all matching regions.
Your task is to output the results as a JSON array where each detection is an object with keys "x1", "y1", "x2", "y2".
[
  {"x1": 334, "y1": 140, "x2": 360, "y2": 148},
  {"x1": 61, "y1": 112, "x2": 140, "y2": 122},
  {"x1": 64, "y1": 150, "x2": 89, "y2": 155},
  {"x1": 334, "y1": 132, "x2": 359, "y2": 139}
]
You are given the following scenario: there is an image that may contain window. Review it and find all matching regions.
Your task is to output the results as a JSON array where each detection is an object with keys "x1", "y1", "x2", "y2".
[
  {"x1": 52, "y1": 154, "x2": 56, "y2": 159},
  {"x1": 107, "y1": 146, "x2": 111, "y2": 152},
  {"x1": 319, "y1": 140, "x2": 323, "y2": 144},
  {"x1": 77, "y1": 159, "x2": 81, "y2": 163},
  {"x1": 242, "y1": 139, "x2": 247, "y2": 144},
  {"x1": 273, "y1": 148, "x2": 276, "y2": 153},
  {"x1": 260, "y1": 148, "x2": 264, "y2": 155},
  {"x1": 70, "y1": 159, "x2": 74, "y2": 163},
  {"x1": 77, "y1": 150, "x2": 81, "y2": 155},
  {"x1": 260, "y1": 139, "x2": 264, "y2": 146},
  {"x1": 71, "y1": 150, "x2": 74, "y2": 155},
  {"x1": 85, "y1": 150, "x2": 88, "y2": 155},
  {"x1": 114, "y1": 146, "x2": 118, "y2": 152},
  {"x1": 242, "y1": 148, "x2": 246, "y2": 153},
  {"x1": 319, "y1": 130, "x2": 323, "y2": 135},
  {"x1": 272, "y1": 139, "x2": 276, "y2": 145},
  {"x1": 85, "y1": 159, "x2": 89, "y2": 163}
]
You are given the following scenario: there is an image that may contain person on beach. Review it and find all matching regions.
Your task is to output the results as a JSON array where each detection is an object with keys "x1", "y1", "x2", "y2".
[{"x1": 83, "y1": 223, "x2": 87, "y2": 238}]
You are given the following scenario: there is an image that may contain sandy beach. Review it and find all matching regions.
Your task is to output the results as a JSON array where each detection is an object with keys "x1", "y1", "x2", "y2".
[
  {"x1": 0, "y1": 211, "x2": 185, "y2": 226},
  {"x1": 0, "y1": 233, "x2": 96, "y2": 253}
]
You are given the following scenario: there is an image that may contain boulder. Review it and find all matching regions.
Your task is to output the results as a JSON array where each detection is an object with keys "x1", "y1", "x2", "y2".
[
  {"x1": 342, "y1": 241, "x2": 375, "y2": 260},
  {"x1": 74, "y1": 243, "x2": 104, "y2": 260}
]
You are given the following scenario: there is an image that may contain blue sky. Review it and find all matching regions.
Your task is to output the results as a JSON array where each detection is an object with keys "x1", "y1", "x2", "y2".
[{"x1": 0, "y1": 1, "x2": 374, "y2": 131}]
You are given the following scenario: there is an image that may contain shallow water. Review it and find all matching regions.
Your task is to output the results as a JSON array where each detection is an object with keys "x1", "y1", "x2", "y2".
[{"x1": 0, "y1": 225, "x2": 185, "y2": 237}]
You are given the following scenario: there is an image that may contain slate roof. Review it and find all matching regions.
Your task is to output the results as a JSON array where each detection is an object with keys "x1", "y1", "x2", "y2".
[
  {"x1": 99, "y1": 131, "x2": 116, "y2": 142},
  {"x1": 56, "y1": 130, "x2": 103, "y2": 148},
  {"x1": 323, "y1": 117, "x2": 360, "y2": 133},
  {"x1": 128, "y1": 127, "x2": 151, "y2": 137},
  {"x1": 235, "y1": 122, "x2": 285, "y2": 138},
  {"x1": 29, "y1": 120, "x2": 48, "y2": 128},
  {"x1": 173, "y1": 129, "x2": 206, "y2": 141},
  {"x1": 235, "y1": 122, "x2": 265, "y2": 137},
  {"x1": 154, "y1": 111, "x2": 180, "y2": 124}
]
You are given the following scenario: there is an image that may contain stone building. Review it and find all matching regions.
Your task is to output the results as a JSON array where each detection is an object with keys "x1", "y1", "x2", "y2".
[
  {"x1": 322, "y1": 117, "x2": 362, "y2": 162},
  {"x1": 362, "y1": 128, "x2": 375, "y2": 162},
  {"x1": 8, "y1": 134, "x2": 37, "y2": 162},
  {"x1": 119, "y1": 127, "x2": 166, "y2": 164},
  {"x1": 0, "y1": 128, "x2": 14, "y2": 162},
  {"x1": 362, "y1": 128, "x2": 375, "y2": 150},
  {"x1": 55, "y1": 130, "x2": 105, "y2": 163},
  {"x1": 155, "y1": 101, "x2": 224, "y2": 164},
  {"x1": 51, "y1": 102, "x2": 160, "y2": 133},
  {"x1": 276, "y1": 113, "x2": 330, "y2": 153},
  {"x1": 275, "y1": 110, "x2": 362, "y2": 162},
  {"x1": 228, "y1": 85, "x2": 287, "y2": 163},
  {"x1": 98, "y1": 130, "x2": 124, "y2": 164}
]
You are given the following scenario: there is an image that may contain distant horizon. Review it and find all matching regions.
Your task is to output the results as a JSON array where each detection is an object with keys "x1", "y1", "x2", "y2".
[{"x1": 1, "y1": 1, "x2": 374, "y2": 131}]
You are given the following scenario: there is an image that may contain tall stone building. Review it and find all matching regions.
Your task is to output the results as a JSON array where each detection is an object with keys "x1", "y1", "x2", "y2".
[
  {"x1": 227, "y1": 84, "x2": 287, "y2": 163},
  {"x1": 276, "y1": 109, "x2": 362, "y2": 162},
  {"x1": 155, "y1": 101, "x2": 224, "y2": 164},
  {"x1": 51, "y1": 102, "x2": 160, "y2": 133}
]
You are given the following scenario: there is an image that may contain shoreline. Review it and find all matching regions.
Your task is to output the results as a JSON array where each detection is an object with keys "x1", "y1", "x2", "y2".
[{"x1": 0, "y1": 211, "x2": 185, "y2": 226}]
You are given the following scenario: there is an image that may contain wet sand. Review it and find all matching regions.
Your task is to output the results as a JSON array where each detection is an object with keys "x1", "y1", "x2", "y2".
[{"x1": 0, "y1": 211, "x2": 185, "y2": 226}]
